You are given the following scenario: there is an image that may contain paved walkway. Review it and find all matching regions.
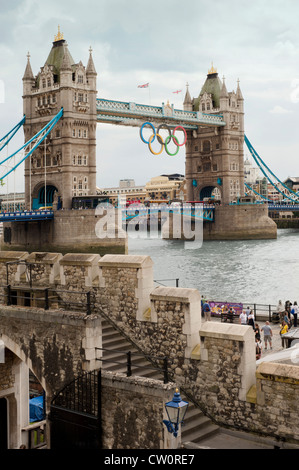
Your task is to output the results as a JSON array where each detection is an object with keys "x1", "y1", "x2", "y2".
[{"x1": 212, "y1": 316, "x2": 288, "y2": 358}]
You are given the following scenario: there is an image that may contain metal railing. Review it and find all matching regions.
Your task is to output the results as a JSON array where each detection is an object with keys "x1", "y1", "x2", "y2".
[
  {"x1": 96, "y1": 347, "x2": 171, "y2": 384},
  {"x1": 0, "y1": 285, "x2": 92, "y2": 315},
  {"x1": 209, "y1": 300, "x2": 278, "y2": 322},
  {"x1": 154, "y1": 278, "x2": 179, "y2": 287}
]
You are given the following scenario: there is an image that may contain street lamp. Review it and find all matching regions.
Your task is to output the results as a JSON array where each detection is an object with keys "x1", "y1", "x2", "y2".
[{"x1": 163, "y1": 388, "x2": 189, "y2": 438}]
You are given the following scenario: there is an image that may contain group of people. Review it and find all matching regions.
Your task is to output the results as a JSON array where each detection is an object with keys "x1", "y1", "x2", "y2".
[
  {"x1": 239, "y1": 306, "x2": 255, "y2": 329},
  {"x1": 201, "y1": 296, "x2": 298, "y2": 358},
  {"x1": 276, "y1": 299, "x2": 298, "y2": 328},
  {"x1": 239, "y1": 307, "x2": 266, "y2": 359}
]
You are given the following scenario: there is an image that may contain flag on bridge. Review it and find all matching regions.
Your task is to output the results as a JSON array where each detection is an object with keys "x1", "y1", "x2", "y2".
[{"x1": 138, "y1": 83, "x2": 149, "y2": 88}]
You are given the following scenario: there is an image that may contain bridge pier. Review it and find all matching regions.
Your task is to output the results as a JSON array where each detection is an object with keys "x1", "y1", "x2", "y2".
[
  {"x1": 204, "y1": 204, "x2": 277, "y2": 240},
  {"x1": 1, "y1": 209, "x2": 128, "y2": 255},
  {"x1": 161, "y1": 204, "x2": 277, "y2": 241}
]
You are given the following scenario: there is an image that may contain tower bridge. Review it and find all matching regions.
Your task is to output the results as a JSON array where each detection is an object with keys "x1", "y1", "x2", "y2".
[{"x1": 0, "y1": 30, "x2": 277, "y2": 246}]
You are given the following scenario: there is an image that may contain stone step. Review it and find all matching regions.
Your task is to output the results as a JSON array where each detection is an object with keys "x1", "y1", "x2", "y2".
[
  {"x1": 182, "y1": 423, "x2": 220, "y2": 446},
  {"x1": 101, "y1": 318, "x2": 218, "y2": 446}
]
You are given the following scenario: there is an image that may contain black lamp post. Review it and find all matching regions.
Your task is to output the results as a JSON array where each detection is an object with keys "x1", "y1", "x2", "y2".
[{"x1": 163, "y1": 388, "x2": 189, "y2": 438}]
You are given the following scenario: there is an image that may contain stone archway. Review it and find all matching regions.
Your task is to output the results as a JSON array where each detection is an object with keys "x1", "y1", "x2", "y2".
[
  {"x1": 37, "y1": 185, "x2": 58, "y2": 208},
  {"x1": 31, "y1": 182, "x2": 59, "y2": 210},
  {"x1": 198, "y1": 185, "x2": 222, "y2": 202}
]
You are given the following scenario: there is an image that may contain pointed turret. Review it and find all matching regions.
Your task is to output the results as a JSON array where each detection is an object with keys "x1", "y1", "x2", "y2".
[
  {"x1": 236, "y1": 78, "x2": 244, "y2": 114},
  {"x1": 219, "y1": 75, "x2": 229, "y2": 111},
  {"x1": 183, "y1": 83, "x2": 192, "y2": 111},
  {"x1": 220, "y1": 76, "x2": 228, "y2": 98},
  {"x1": 23, "y1": 52, "x2": 34, "y2": 81},
  {"x1": 23, "y1": 52, "x2": 35, "y2": 100},
  {"x1": 86, "y1": 47, "x2": 97, "y2": 93},
  {"x1": 86, "y1": 47, "x2": 97, "y2": 75},
  {"x1": 60, "y1": 46, "x2": 73, "y2": 89},
  {"x1": 236, "y1": 79, "x2": 243, "y2": 100}
]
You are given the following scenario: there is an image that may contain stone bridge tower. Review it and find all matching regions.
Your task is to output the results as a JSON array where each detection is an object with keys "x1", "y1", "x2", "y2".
[
  {"x1": 22, "y1": 27, "x2": 97, "y2": 210},
  {"x1": 184, "y1": 64, "x2": 245, "y2": 204}
]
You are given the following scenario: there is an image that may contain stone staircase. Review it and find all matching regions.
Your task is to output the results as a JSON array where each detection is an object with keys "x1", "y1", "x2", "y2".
[{"x1": 100, "y1": 319, "x2": 219, "y2": 446}]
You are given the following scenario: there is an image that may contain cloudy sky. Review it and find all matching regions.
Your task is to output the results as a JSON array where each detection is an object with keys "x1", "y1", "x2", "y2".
[{"x1": 1, "y1": 0, "x2": 299, "y2": 192}]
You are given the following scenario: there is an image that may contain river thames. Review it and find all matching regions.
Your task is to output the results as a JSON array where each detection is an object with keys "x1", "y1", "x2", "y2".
[{"x1": 128, "y1": 228, "x2": 299, "y2": 307}]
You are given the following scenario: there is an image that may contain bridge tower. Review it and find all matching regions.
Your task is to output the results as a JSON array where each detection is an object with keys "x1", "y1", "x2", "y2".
[
  {"x1": 22, "y1": 27, "x2": 97, "y2": 210},
  {"x1": 184, "y1": 64, "x2": 245, "y2": 204}
]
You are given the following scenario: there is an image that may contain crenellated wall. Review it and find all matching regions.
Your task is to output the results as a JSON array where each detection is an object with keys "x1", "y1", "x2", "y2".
[{"x1": 0, "y1": 251, "x2": 299, "y2": 445}]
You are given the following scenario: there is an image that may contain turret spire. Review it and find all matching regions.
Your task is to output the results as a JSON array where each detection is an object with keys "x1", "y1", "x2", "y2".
[
  {"x1": 236, "y1": 78, "x2": 244, "y2": 100},
  {"x1": 23, "y1": 51, "x2": 34, "y2": 80},
  {"x1": 86, "y1": 46, "x2": 96, "y2": 75}
]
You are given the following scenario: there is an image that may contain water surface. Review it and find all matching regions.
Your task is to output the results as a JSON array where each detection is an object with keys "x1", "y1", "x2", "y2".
[{"x1": 128, "y1": 229, "x2": 299, "y2": 306}]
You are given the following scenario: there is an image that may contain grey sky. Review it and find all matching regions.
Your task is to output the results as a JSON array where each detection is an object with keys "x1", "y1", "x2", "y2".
[{"x1": 1, "y1": 0, "x2": 299, "y2": 191}]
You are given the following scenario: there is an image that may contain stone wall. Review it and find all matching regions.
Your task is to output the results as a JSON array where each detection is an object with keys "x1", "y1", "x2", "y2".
[
  {"x1": 101, "y1": 371, "x2": 175, "y2": 450},
  {"x1": 0, "y1": 307, "x2": 102, "y2": 396},
  {"x1": 1, "y1": 251, "x2": 299, "y2": 445},
  {"x1": 1, "y1": 208, "x2": 128, "y2": 255}
]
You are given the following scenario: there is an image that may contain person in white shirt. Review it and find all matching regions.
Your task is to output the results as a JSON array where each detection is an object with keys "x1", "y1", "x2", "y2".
[{"x1": 239, "y1": 311, "x2": 247, "y2": 325}]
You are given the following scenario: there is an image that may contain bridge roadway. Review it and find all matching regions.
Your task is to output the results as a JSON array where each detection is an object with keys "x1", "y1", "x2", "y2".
[
  {"x1": 0, "y1": 203, "x2": 297, "y2": 224},
  {"x1": 267, "y1": 204, "x2": 299, "y2": 211},
  {"x1": 96, "y1": 98, "x2": 226, "y2": 129},
  {"x1": 124, "y1": 203, "x2": 215, "y2": 222},
  {"x1": 0, "y1": 209, "x2": 54, "y2": 222}
]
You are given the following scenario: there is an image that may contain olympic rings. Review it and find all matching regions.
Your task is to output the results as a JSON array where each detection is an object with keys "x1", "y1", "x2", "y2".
[
  {"x1": 140, "y1": 122, "x2": 156, "y2": 144},
  {"x1": 149, "y1": 133, "x2": 164, "y2": 155},
  {"x1": 140, "y1": 122, "x2": 187, "y2": 156}
]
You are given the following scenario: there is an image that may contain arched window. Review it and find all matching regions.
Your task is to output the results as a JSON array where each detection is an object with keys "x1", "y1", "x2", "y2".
[{"x1": 202, "y1": 140, "x2": 211, "y2": 153}]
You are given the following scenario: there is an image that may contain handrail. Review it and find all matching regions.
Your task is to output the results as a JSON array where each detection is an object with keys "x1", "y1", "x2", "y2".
[{"x1": 96, "y1": 347, "x2": 170, "y2": 383}]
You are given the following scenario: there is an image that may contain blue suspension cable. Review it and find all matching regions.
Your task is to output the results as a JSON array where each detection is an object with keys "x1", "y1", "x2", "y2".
[
  {"x1": 0, "y1": 108, "x2": 63, "y2": 180},
  {"x1": 244, "y1": 181, "x2": 272, "y2": 202},
  {"x1": 244, "y1": 135, "x2": 299, "y2": 203},
  {"x1": 0, "y1": 116, "x2": 26, "y2": 152}
]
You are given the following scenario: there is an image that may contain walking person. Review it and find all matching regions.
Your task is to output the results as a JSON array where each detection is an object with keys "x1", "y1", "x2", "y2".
[
  {"x1": 248, "y1": 310, "x2": 255, "y2": 330},
  {"x1": 255, "y1": 337, "x2": 262, "y2": 360},
  {"x1": 261, "y1": 321, "x2": 273, "y2": 350},
  {"x1": 285, "y1": 300, "x2": 292, "y2": 324},
  {"x1": 254, "y1": 323, "x2": 261, "y2": 341},
  {"x1": 280, "y1": 320, "x2": 289, "y2": 348},
  {"x1": 291, "y1": 301, "x2": 298, "y2": 328},
  {"x1": 202, "y1": 300, "x2": 211, "y2": 321}
]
